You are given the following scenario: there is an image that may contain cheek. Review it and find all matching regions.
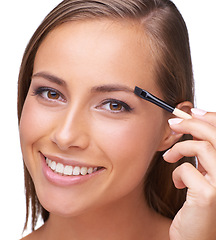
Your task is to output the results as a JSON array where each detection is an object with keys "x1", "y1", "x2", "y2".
[
  {"x1": 19, "y1": 98, "x2": 53, "y2": 171},
  {"x1": 19, "y1": 97, "x2": 55, "y2": 144},
  {"x1": 20, "y1": 103, "x2": 42, "y2": 149},
  {"x1": 89, "y1": 116, "x2": 164, "y2": 201},
  {"x1": 95, "y1": 117, "x2": 161, "y2": 162},
  {"x1": 93, "y1": 116, "x2": 163, "y2": 182}
]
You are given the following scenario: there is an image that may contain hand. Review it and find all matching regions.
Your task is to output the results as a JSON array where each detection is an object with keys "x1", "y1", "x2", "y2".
[{"x1": 163, "y1": 108, "x2": 216, "y2": 240}]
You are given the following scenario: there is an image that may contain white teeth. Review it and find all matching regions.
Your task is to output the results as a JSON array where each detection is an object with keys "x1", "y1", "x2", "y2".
[
  {"x1": 81, "y1": 167, "x2": 88, "y2": 176},
  {"x1": 48, "y1": 159, "x2": 52, "y2": 167},
  {"x1": 51, "y1": 161, "x2": 56, "y2": 171},
  {"x1": 87, "y1": 167, "x2": 93, "y2": 174},
  {"x1": 64, "y1": 165, "x2": 73, "y2": 176},
  {"x1": 46, "y1": 158, "x2": 99, "y2": 176},
  {"x1": 56, "y1": 163, "x2": 64, "y2": 174},
  {"x1": 73, "y1": 166, "x2": 81, "y2": 176}
]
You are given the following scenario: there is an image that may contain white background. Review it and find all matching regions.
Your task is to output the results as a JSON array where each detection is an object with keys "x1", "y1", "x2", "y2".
[{"x1": 0, "y1": 1, "x2": 215, "y2": 239}]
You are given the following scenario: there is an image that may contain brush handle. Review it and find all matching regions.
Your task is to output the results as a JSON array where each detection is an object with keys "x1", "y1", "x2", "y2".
[
  {"x1": 134, "y1": 86, "x2": 174, "y2": 113},
  {"x1": 134, "y1": 86, "x2": 192, "y2": 119},
  {"x1": 173, "y1": 108, "x2": 192, "y2": 119}
]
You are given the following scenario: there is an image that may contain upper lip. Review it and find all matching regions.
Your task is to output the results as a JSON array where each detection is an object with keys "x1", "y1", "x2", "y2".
[{"x1": 41, "y1": 152, "x2": 104, "y2": 168}]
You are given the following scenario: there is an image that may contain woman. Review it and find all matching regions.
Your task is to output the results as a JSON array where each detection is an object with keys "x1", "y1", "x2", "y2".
[{"x1": 18, "y1": 0, "x2": 216, "y2": 239}]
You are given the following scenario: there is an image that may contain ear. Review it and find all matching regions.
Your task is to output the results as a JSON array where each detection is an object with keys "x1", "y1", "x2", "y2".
[{"x1": 157, "y1": 101, "x2": 193, "y2": 151}]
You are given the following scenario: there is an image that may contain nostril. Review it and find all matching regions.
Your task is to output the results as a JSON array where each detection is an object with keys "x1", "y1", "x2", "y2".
[
  {"x1": 50, "y1": 109, "x2": 90, "y2": 150},
  {"x1": 51, "y1": 128, "x2": 90, "y2": 151}
]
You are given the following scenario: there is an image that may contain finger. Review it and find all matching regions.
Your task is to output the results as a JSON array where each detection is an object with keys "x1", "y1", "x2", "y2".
[
  {"x1": 163, "y1": 140, "x2": 216, "y2": 183},
  {"x1": 168, "y1": 118, "x2": 216, "y2": 149},
  {"x1": 172, "y1": 162, "x2": 208, "y2": 189},
  {"x1": 191, "y1": 108, "x2": 216, "y2": 127},
  {"x1": 172, "y1": 162, "x2": 216, "y2": 206}
]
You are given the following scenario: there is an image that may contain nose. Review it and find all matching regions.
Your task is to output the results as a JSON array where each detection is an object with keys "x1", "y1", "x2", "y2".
[{"x1": 51, "y1": 107, "x2": 90, "y2": 151}]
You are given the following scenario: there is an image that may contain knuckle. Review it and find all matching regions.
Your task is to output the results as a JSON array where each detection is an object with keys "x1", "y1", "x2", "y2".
[
  {"x1": 179, "y1": 162, "x2": 191, "y2": 171},
  {"x1": 200, "y1": 187, "x2": 216, "y2": 206},
  {"x1": 199, "y1": 141, "x2": 213, "y2": 153},
  {"x1": 174, "y1": 162, "x2": 192, "y2": 176}
]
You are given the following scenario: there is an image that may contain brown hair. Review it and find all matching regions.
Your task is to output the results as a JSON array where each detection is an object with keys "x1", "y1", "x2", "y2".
[{"x1": 18, "y1": 0, "x2": 194, "y2": 232}]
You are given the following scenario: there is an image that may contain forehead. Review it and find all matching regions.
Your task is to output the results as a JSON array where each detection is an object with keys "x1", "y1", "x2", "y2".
[{"x1": 33, "y1": 19, "x2": 156, "y2": 91}]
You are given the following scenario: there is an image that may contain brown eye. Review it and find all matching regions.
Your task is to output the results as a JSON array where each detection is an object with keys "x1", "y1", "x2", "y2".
[
  {"x1": 47, "y1": 90, "x2": 60, "y2": 100},
  {"x1": 96, "y1": 99, "x2": 132, "y2": 113},
  {"x1": 33, "y1": 87, "x2": 66, "y2": 103},
  {"x1": 109, "y1": 102, "x2": 123, "y2": 111}
]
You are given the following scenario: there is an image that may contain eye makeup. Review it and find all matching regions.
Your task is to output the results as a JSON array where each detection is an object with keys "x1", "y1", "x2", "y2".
[
  {"x1": 99, "y1": 99, "x2": 133, "y2": 113},
  {"x1": 32, "y1": 85, "x2": 132, "y2": 113},
  {"x1": 32, "y1": 86, "x2": 66, "y2": 102},
  {"x1": 134, "y1": 86, "x2": 192, "y2": 119}
]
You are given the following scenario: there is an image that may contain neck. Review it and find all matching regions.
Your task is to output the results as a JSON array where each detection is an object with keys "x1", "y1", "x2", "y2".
[{"x1": 38, "y1": 191, "x2": 170, "y2": 240}]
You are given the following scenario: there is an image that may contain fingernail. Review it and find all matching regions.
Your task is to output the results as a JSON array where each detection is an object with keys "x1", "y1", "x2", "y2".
[
  {"x1": 163, "y1": 149, "x2": 171, "y2": 158},
  {"x1": 171, "y1": 130, "x2": 178, "y2": 135},
  {"x1": 168, "y1": 118, "x2": 183, "y2": 125},
  {"x1": 191, "y1": 108, "x2": 207, "y2": 116}
]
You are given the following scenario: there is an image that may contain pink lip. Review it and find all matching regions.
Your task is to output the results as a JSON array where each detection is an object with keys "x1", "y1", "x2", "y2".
[
  {"x1": 43, "y1": 153, "x2": 99, "y2": 168},
  {"x1": 40, "y1": 154, "x2": 105, "y2": 187}
]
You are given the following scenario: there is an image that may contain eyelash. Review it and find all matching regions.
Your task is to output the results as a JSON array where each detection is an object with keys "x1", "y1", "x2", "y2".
[
  {"x1": 32, "y1": 87, "x2": 65, "y2": 102},
  {"x1": 98, "y1": 99, "x2": 133, "y2": 113},
  {"x1": 32, "y1": 87, "x2": 132, "y2": 113}
]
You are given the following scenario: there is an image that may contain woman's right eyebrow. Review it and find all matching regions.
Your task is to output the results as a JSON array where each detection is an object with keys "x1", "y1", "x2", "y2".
[
  {"x1": 32, "y1": 72, "x2": 66, "y2": 86},
  {"x1": 32, "y1": 73, "x2": 135, "y2": 95}
]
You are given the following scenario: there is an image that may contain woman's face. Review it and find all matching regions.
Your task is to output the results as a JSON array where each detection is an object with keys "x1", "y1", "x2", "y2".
[{"x1": 19, "y1": 20, "x2": 170, "y2": 216}]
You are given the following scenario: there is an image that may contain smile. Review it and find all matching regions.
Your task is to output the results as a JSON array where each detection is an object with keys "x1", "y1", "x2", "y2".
[{"x1": 46, "y1": 158, "x2": 100, "y2": 176}]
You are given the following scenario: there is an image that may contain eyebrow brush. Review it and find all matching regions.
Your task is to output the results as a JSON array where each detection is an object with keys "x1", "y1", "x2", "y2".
[{"x1": 134, "y1": 86, "x2": 192, "y2": 119}]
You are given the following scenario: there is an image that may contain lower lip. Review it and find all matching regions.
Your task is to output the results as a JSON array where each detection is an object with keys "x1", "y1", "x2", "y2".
[{"x1": 41, "y1": 155, "x2": 105, "y2": 187}]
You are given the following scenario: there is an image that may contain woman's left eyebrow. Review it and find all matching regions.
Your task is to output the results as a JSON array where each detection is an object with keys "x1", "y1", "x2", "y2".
[{"x1": 91, "y1": 84, "x2": 134, "y2": 94}]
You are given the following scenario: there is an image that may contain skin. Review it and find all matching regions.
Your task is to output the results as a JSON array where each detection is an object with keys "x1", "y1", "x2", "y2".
[
  {"x1": 165, "y1": 113, "x2": 216, "y2": 240},
  {"x1": 19, "y1": 20, "x2": 216, "y2": 240}
]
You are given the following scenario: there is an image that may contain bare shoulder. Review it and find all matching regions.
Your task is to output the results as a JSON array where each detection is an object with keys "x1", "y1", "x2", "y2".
[
  {"x1": 20, "y1": 226, "x2": 45, "y2": 240},
  {"x1": 20, "y1": 233, "x2": 35, "y2": 240},
  {"x1": 20, "y1": 231, "x2": 39, "y2": 240}
]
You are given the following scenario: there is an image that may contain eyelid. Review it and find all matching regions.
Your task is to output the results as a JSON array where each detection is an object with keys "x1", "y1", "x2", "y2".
[
  {"x1": 97, "y1": 98, "x2": 133, "y2": 113},
  {"x1": 32, "y1": 86, "x2": 66, "y2": 102}
]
